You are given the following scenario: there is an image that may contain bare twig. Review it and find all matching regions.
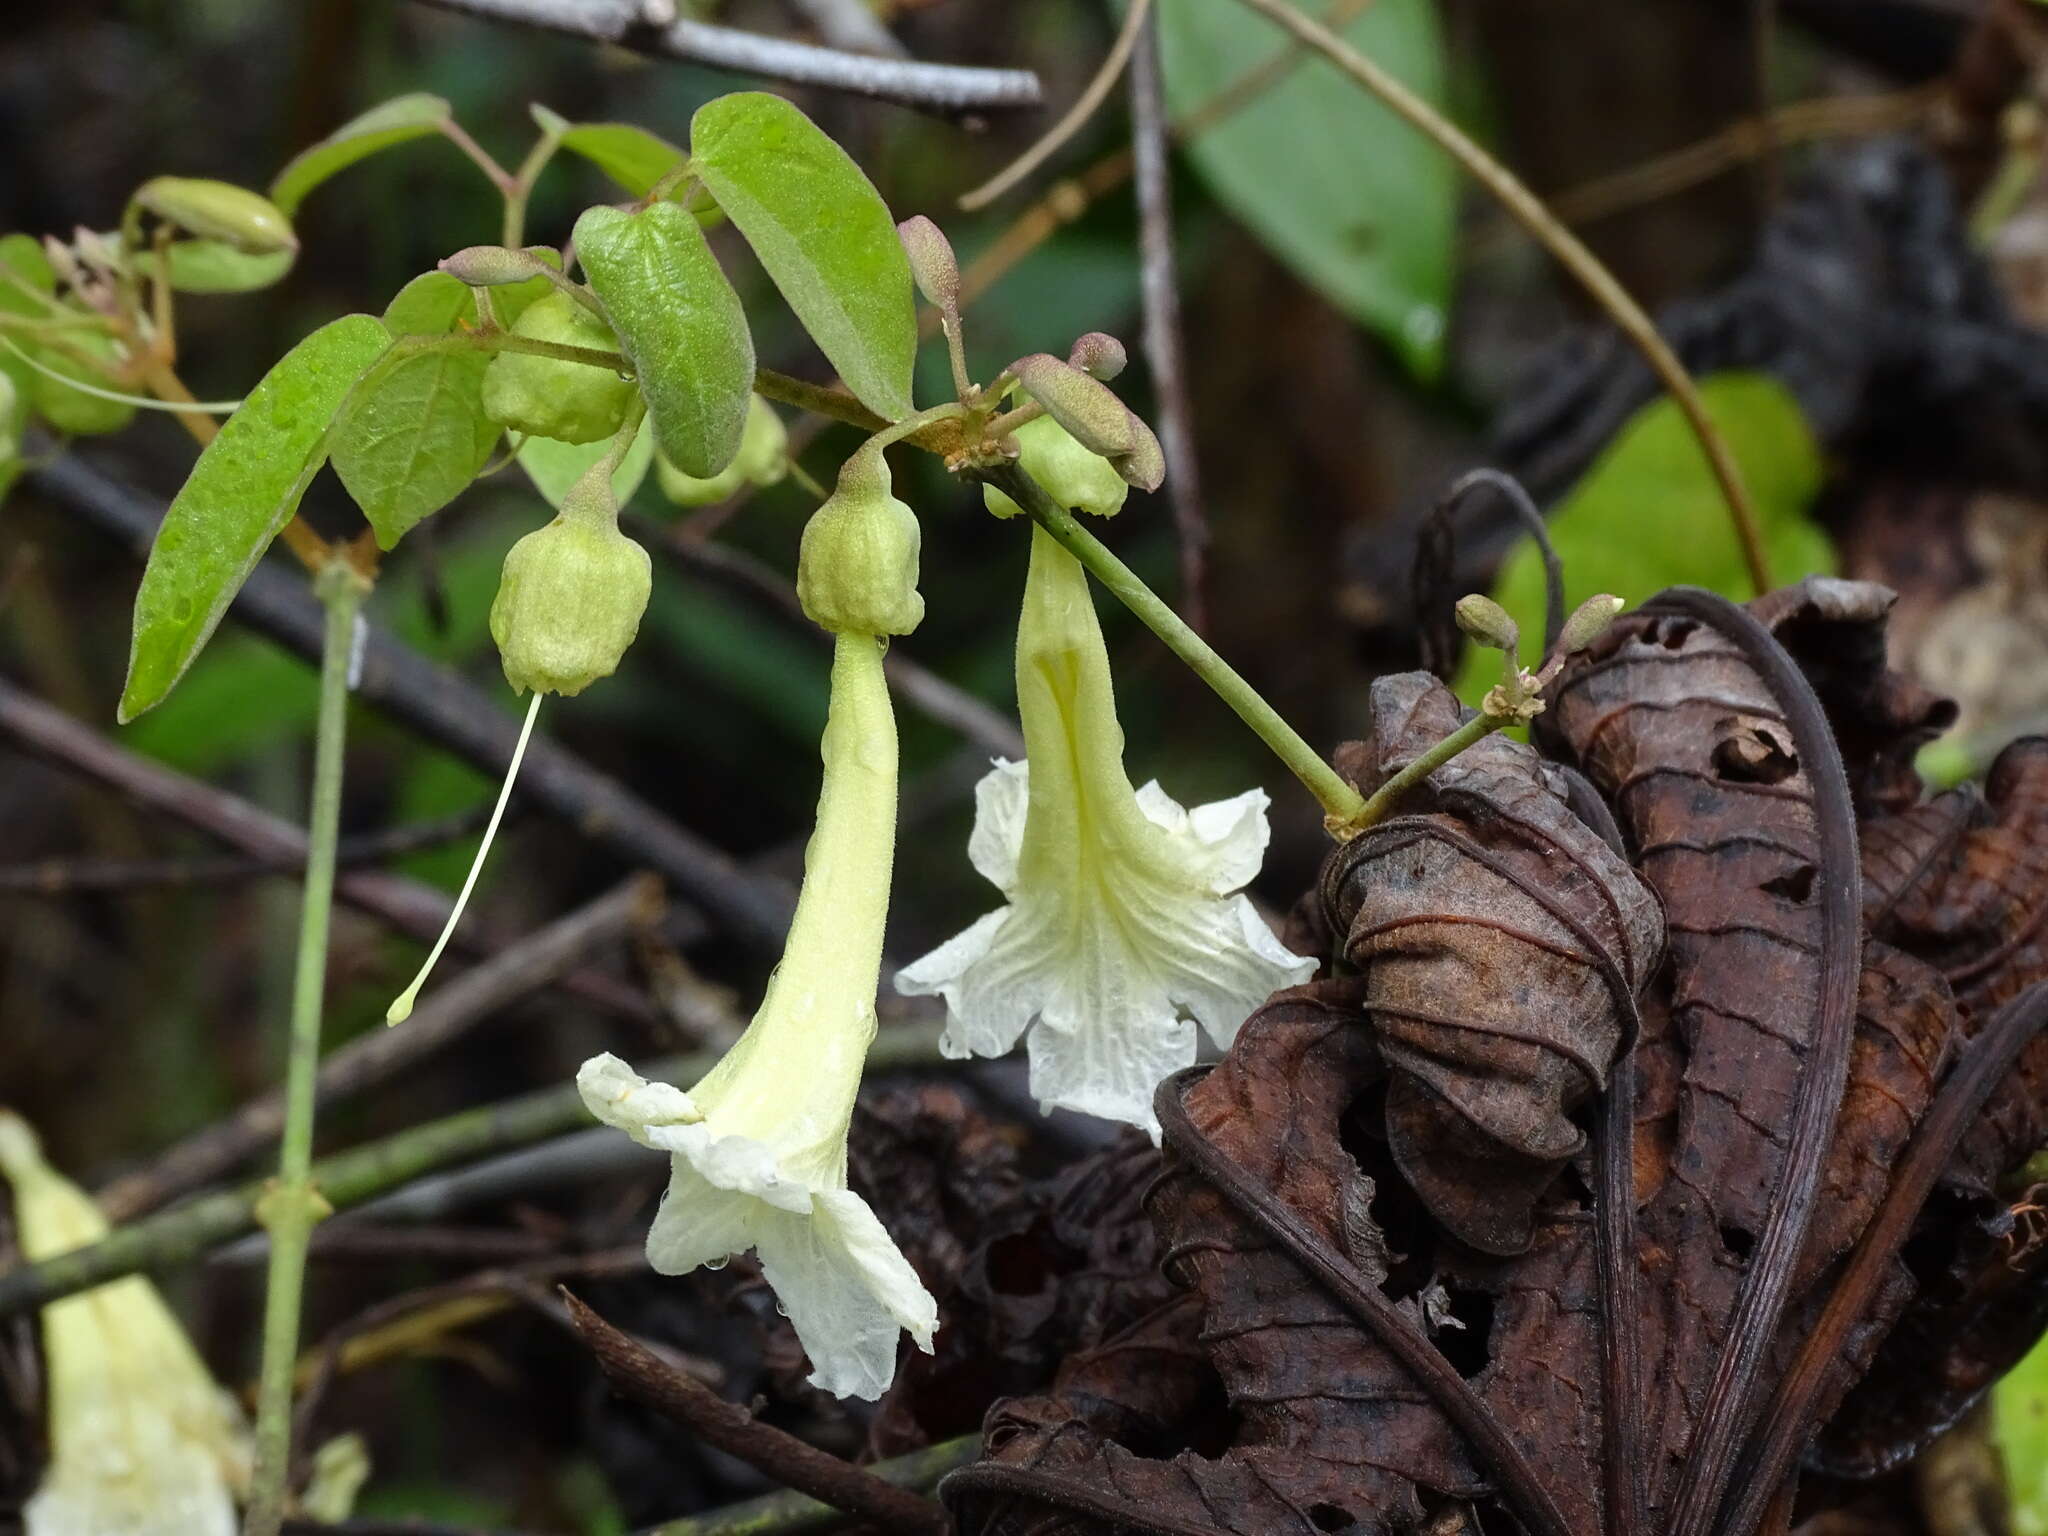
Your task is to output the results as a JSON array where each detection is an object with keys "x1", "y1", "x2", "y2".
[
  {"x1": 642, "y1": 1436, "x2": 981, "y2": 1536},
  {"x1": 0, "y1": 674, "x2": 654, "y2": 1026},
  {"x1": 409, "y1": 0, "x2": 1041, "y2": 116},
  {"x1": 1127, "y1": 11, "x2": 1210, "y2": 634},
  {"x1": 561, "y1": 1290, "x2": 950, "y2": 1536},
  {"x1": 1225, "y1": 0, "x2": 1772, "y2": 594},
  {"x1": 0, "y1": 805, "x2": 497, "y2": 894},
  {"x1": 0, "y1": 1022, "x2": 947, "y2": 1316},
  {"x1": 27, "y1": 454, "x2": 798, "y2": 952},
  {"x1": 957, "y1": 0, "x2": 1154, "y2": 209},
  {"x1": 951, "y1": 0, "x2": 1374, "y2": 314},
  {"x1": 95, "y1": 876, "x2": 662, "y2": 1221}
]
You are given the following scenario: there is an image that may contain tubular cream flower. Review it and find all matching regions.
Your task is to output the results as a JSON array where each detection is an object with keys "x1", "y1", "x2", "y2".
[
  {"x1": 0, "y1": 1111, "x2": 251, "y2": 1536},
  {"x1": 896, "y1": 528, "x2": 1316, "y2": 1137},
  {"x1": 578, "y1": 631, "x2": 936, "y2": 1400}
]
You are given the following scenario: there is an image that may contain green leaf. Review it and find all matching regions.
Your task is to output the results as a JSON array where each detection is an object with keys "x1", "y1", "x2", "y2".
[
  {"x1": 0, "y1": 235, "x2": 54, "y2": 411},
  {"x1": 134, "y1": 241, "x2": 296, "y2": 294},
  {"x1": 332, "y1": 274, "x2": 501, "y2": 549},
  {"x1": 1997, "y1": 1328, "x2": 2048, "y2": 1536},
  {"x1": 1452, "y1": 373, "x2": 1836, "y2": 708},
  {"x1": 518, "y1": 415, "x2": 655, "y2": 508},
  {"x1": 1156, "y1": 0, "x2": 1455, "y2": 377},
  {"x1": 689, "y1": 91, "x2": 915, "y2": 419},
  {"x1": 535, "y1": 105, "x2": 688, "y2": 198},
  {"x1": 120, "y1": 314, "x2": 390, "y2": 722},
  {"x1": 574, "y1": 202, "x2": 754, "y2": 478},
  {"x1": 270, "y1": 94, "x2": 453, "y2": 215}
]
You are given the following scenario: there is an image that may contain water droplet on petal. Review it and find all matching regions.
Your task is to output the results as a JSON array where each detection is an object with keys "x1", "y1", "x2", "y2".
[{"x1": 703, "y1": 1255, "x2": 728, "y2": 1272}]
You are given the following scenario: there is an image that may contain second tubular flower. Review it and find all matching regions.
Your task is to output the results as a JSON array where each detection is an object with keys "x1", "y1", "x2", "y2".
[{"x1": 897, "y1": 527, "x2": 1315, "y2": 1137}]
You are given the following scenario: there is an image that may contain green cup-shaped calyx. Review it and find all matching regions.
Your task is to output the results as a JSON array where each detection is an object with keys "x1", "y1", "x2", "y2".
[
  {"x1": 134, "y1": 177, "x2": 297, "y2": 254},
  {"x1": 798, "y1": 450, "x2": 923, "y2": 636},
  {"x1": 984, "y1": 416, "x2": 1128, "y2": 520},
  {"x1": 481, "y1": 291, "x2": 633, "y2": 446},
  {"x1": 656, "y1": 395, "x2": 788, "y2": 507},
  {"x1": 490, "y1": 474, "x2": 652, "y2": 697}
]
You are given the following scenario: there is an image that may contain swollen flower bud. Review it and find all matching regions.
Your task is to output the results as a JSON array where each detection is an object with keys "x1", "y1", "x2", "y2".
[
  {"x1": 1558, "y1": 593, "x2": 1626, "y2": 655},
  {"x1": 983, "y1": 416, "x2": 1128, "y2": 519},
  {"x1": 133, "y1": 177, "x2": 296, "y2": 254},
  {"x1": 481, "y1": 291, "x2": 633, "y2": 446},
  {"x1": 896, "y1": 215, "x2": 959, "y2": 309},
  {"x1": 655, "y1": 395, "x2": 788, "y2": 507},
  {"x1": 797, "y1": 449, "x2": 923, "y2": 636},
  {"x1": 439, "y1": 244, "x2": 557, "y2": 287},
  {"x1": 490, "y1": 465, "x2": 651, "y2": 697},
  {"x1": 1068, "y1": 332, "x2": 1126, "y2": 381},
  {"x1": 1454, "y1": 593, "x2": 1520, "y2": 656},
  {"x1": 33, "y1": 331, "x2": 135, "y2": 437}
]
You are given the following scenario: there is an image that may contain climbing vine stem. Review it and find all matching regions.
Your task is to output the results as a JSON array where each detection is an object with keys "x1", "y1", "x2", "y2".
[{"x1": 243, "y1": 559, "x2": 368, "y2": 1536}]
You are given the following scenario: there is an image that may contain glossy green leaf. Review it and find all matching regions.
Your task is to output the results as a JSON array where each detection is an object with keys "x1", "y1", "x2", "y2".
[
  {"x1": 532, "y1": 105, "x2": 688, "y2": 198},
  {"x1": 120, "y1": 314, "x2": 390, "y2": 722},
  {"x1": 332, "y1": 274, "x2": 500, "y2": 549},
  {"x1": 1157, "y1": 0, "x2": 1454, "y2": 377},
  {"x1": 135, "y1": 242, "x2": 296, "y2": 294},
  {"x1": 574, "y1": 202, "x2": 753, "y2": 478},
  {"x1": 270, "y1": 93, "x2": 453, "y2": 215},
  {"x1": 1452, "y1": 373, "x2": 1836, "y2": 708},
  {"x1": 518, "y1": 415, "x2": 655, "y2": 509},
  {"x1": 689, "y1": 91, "x2": 915, "y2": 419}
]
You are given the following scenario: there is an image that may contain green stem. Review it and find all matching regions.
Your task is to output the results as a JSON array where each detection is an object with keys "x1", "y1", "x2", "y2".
[
  {"x1": 243, "y1": 561, "x2": 368, "y2": 1536},
  {"x1": 502, "y1": 126, "x2": 566, "y2": 247},
  {"x1": 985, "y1": 462, "x2": 1366, "y2": 828},
  {"x1": 1343, "y1": 711, "x2": 1506, "y2": 837},
  {"x1": 752, "y1": 366, "x2": 891, "y2": 432}
]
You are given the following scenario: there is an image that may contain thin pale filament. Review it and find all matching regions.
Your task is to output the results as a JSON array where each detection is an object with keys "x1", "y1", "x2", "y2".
[
  {"x1": 385, "y1": 691, "x2": 543, "y2": 1025},
  {"x1": 0, "y1": 335, "x2": 244, "y2": 413}
]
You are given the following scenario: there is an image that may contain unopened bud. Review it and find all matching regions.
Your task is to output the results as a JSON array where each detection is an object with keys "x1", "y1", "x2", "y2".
[
  {"x1": 482, "y1": 291, "x2": 634, "y2": 446},
  {"x1": 439, "y1": 244, "x2": 556, "y2": 287},
  {"x1": 984, "y1": 416, "x2": 1127, "y2": 519},
  {"x1": 1557, "y1": 593, "x2": 1626, "y2": 655},
  {"x1": 134, "y1": 177, "x2": 297, "y2": 254},
  {"x1": 798, "y1": 449, "x2": 923, "y2": 636},
  {"x1": 897, "y1": 216, "x2": 959, "y2": 309},
  {"x1": 1454, "y1": 594, "x2": 1520, "y2": 655},
  {"x1": 1009, "y1": 354, "x2": 1132, "y2": 457},
  {"x1": 1067, "y1": 332, "x2": 1126, "y2": 381},
  {"x1": 490, "y1": 467, "x2": 652, "y2": 697}
]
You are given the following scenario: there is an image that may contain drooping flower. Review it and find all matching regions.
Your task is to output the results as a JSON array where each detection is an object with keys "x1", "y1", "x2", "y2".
[
  {"x1": 0, "y1": 1111, "x2": 252, "y2": 1536},
  {"x1": 896, "y1": 527, "x2": 1315, "y2": 1137},
  {"x1": 580, "y1": 545, "x2": 935, "y2": 1397}
]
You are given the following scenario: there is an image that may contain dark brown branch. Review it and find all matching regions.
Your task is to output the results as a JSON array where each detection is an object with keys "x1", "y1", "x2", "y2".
[
  {"x1": 560, "y1": 1289, "x2": 951, "y2": 1536},
  {"x1": 409, "y1": 0, "x2": 1042, "y2": 115},
  {"x1": 95, "y1": 875, "x2": 662, "y2": 1220},
  {"x1": 0, "y1": 674, "x2": 654, "y2": 1026},
  {"x1": 1127, "y1": 12, "x2": 1210, "y2": 635},
  {"x1": 27, "y1": 454, "x2": 797, "y2": 952},
  {"x1": 0, "y1": 806, "x2": 497, "y2": 893}
]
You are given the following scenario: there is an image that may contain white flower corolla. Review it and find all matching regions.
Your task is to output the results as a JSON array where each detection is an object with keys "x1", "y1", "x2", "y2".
[
  {"x1": 0, "y1": 1111, "x2": 251, "y2": 1536},
  {"x1": 578, "y1": 631, "x2": 936, "y2": 1400},
  {"x1": 896, "y1": 528, "x2": 1315, "y2": 1138}
]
